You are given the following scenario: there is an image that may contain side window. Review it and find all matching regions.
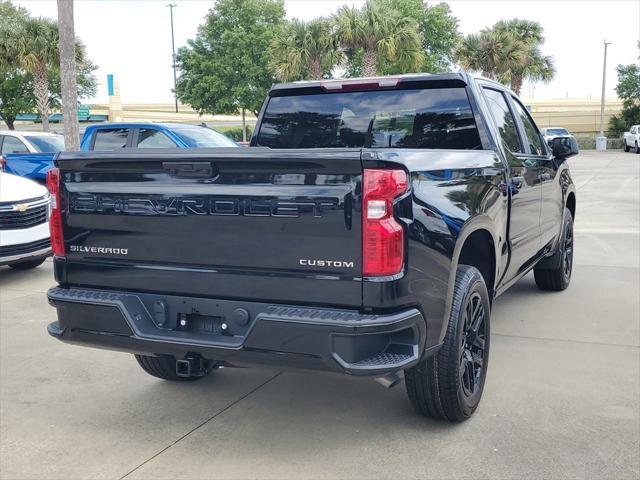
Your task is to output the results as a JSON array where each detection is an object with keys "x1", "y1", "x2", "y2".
[
  {"x1": 137, "y1": 129, "x2": 177, "y2": 148},
  {"x1": 482, "y1": 88, "x2": 521, "y2": 153},
  {"x1": 1, "y1": 136, "x2": 29, "y2": 154},
  {"x1": 93, "y1": 128, "x2": 130, "y2": 150},
  {"x1": 512, "y1": 97, "x2": 545, "y2": 156}
]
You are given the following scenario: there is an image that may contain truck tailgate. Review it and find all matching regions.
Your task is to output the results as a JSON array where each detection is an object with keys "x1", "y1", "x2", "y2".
[{"x1": 56, "y1": 148, "x2": 363, "y2": 308}]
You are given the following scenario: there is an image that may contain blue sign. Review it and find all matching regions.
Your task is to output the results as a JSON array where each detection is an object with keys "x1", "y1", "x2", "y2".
[{"x1": 107, "y1": 74, "x2": 114, "y2": 97}]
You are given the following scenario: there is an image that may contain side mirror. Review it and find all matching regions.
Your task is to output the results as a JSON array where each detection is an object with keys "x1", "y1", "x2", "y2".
[{"x1": 552, "y1": 136, "x2": 579, "y2": 159}]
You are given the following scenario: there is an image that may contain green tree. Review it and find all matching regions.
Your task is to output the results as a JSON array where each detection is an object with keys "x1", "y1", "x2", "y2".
[
  {"x1": 334, "y1": 0, "x2": 424, "y2": 77},
  {"x1": 0, "y1": 69, "x2": 34, "y2": 129},
  {"x1": 176, "y1": 0, "x2": 285, "y2": 139},
  {"x1": 376, "y1": 0, "x2": 460, "y2": 73},
  {"x1": 455, "y1": 19, "x2": 554, "y2": 95},
  {"x1": 2, "y1": 16, "x2": 60, "y2": 131},
  {"x1": 455, "y1": 29, "x2": 524, "y2": 79},
  {"x1": 492, "y1": 19, "x2": 554, "y2": 94},
  {"x1": 269, "y1": 18, "x2": 342, "y2": 81},
  {"x1": 0, "y1": 59, "x2": 97, "y2": 131},
  {"x1": 608, "y1": 61, "x2": 640, "y2": 136},
  {"x1": 0, "y1": 2, "x2": 97, "y2": 130}
]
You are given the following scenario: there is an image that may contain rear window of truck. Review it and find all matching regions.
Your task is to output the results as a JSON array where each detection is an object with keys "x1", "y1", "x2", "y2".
[{"x1": 256, "y1": 87, "x2": 481, "y2": 150}]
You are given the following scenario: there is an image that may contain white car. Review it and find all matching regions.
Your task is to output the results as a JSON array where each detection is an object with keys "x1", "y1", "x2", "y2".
[
  {"x1": 623, "y1": 125, "x2": 640, "y2": 153},
  {"x1": 540, "y1": 127, "x2": 574, "y2": 146},
  {"x1": 0, "y1": 171, "x2": 51, "y2": 269},
  {"x1": 0, "y1": 130, "x2": 64, "y2": 154}
]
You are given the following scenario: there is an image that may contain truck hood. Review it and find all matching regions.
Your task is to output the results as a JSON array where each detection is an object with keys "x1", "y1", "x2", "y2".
[{"x1": 0, "y1": 172, "x2": 48, "y2": 202}]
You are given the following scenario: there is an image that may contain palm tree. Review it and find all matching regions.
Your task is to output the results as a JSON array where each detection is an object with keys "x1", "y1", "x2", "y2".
[
  {"x1": 2, "y1": 17, "x2": 60, "y2": 131},
  {"x1": 269, "y1": 18, "x2": 342, "y2": 81},
  {"x1": 492, "y1": 19, "x2": 554, "y2": 95},
  {"x1": 455, "y1": 30, "x2": 524, "y2": 81},
  {"x1": 334, "y1": 1, "x2": 424, "y2": 77},
  {"x1": 455, "y1": 19, "x2": 554, "y2": 95}
]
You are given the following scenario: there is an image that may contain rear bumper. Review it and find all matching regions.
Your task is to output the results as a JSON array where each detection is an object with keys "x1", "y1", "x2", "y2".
[{"x1": 47, "y1": 286, "x2": 428, "y2": 376}]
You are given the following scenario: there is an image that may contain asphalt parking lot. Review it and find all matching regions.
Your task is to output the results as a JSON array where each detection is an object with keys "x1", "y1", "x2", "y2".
[{"x1": 1, "y1": 150, "x2": 638, "y2": 480}]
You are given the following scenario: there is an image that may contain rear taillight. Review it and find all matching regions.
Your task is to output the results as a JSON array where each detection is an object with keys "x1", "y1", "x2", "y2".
[
  {"x1": 0, "y1": 155, "x2": 6, "y2": 171},
  {"x1": 46, "y1": 168, "x2": 65, "y2": 257},
  {"x1": 362, "y1": 169, "x2": 408, "y2": 277}
]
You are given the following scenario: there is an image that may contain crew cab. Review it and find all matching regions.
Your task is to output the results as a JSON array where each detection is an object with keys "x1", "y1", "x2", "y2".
[
  {"x1": 46, "y1": 74, "x2": 578, "y2": 422},
  {"x1": 80, "y1": 123, "x2": 238, "y2": 150},
  {"x1": 623, "y1": 125, "x2": 640, "y2": 153},
  {"x1": 0, "y1": 131, "x2": 64, "y2": 181}
]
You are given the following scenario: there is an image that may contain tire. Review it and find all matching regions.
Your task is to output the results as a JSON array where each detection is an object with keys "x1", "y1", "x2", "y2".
[
  {"x1": 534, "y1": 208, "x2": 574, "y2": 291},
  {"x1": 405, "y1": 266, "x2": 490, "y2": 422},
  {"x1": 135, "y1": 354, "x2": 215, "y2": 381},
  {"x1": 624, "y1": 140, "x2": 630, "y2": 152},
  {"x1": 636, "y1": 142, "x2": 640, "y2": 154},
  {"x1": 8, "y1": 257, "x2": 46, "y2": 270}
]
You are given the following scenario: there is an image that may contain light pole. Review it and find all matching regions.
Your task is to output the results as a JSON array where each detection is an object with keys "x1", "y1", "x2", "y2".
[
  {"x1": 597, "y1": 40, "x2": 612, "y2": 150},
  {"x1": 167, "y1": 4, "x2": 178, "y2": 113}
]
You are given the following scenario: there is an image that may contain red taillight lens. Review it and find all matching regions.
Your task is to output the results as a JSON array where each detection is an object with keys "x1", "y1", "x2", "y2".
[
  {"x1": 0, "y1": 155, "x2": 6, "y2": 171},
  {"x1": 362, "y1": 169, "x2": 408, "y2": 277},
  {"x1": 46, "y1": 168, "x2": 65, "y2": 257}
]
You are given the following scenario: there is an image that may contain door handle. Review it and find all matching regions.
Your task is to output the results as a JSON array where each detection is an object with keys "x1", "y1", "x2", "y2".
[{"x1": 162, "y1": 162, "x2": 216, "y2": 179}]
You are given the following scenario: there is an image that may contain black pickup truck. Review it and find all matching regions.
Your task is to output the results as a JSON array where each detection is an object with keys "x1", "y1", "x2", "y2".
[{"x1": 47, "y1": 73, "x2": 578, "y2": 422}]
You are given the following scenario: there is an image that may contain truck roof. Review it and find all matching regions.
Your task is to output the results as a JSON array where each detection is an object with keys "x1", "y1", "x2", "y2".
[
  {"x1": 269, "y1": 72, "x2": 516, "y2": 97},
  {"x1": 270, "y1": 72, "x2": 470, "y2": 91}
]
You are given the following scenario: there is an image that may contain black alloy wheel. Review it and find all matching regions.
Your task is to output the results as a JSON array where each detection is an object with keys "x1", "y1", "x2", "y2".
[
  {"x1": 562, "y1": 220, "x2": 574, "y2": 283},
  {"x1": 459, "y1": 292, "x2": 486, "y2": 398}
]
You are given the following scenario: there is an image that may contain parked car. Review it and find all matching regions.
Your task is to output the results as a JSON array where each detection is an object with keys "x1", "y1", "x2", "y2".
[
  {"x1": 47, "y1": 73, "x2": 578, "y2": 422},
  {"x1": 623, "y1": 125, "x2": 640, "y2": 153},
  {"x1": 0, "y1": 131, "x2": 64, "y2": 182},
  {"x1": 80, "y1": 123, "x2": 239, "y2": 150},
  {"x1": 0, "y1": 171, "x2": 51, "y2": 269},
  {"x1": 1, "y1": 124, "x2": 239, "y2": 181},
  {"x1": 540, "y1": 127, "x2": 574, "y2": 146}
]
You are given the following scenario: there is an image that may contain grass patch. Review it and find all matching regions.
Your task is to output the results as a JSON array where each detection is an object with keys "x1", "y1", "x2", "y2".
[{"x1": 213, "y1": 125, "x2": 254, "y2": 141}]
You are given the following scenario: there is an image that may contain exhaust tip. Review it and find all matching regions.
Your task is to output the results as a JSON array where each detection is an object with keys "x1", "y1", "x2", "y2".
[{"x1": 374, "y1": 371, "x2": 404, "y2": 389}]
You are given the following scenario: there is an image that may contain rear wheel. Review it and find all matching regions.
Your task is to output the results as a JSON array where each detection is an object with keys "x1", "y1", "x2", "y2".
[
  {"x1": 405, "y1": 266, "x2": 490, "y2": 422},
  {"x1": 636, "y1": 142, "x2": 640, "y2": 154},
  {"x1": 8, "y1": 257, "x2": 47, "y2": 270},
  {"x1": 135, "y1": 354, "x2": 216, "y2": 381},
  {"x1": 534, "y1": 208, "x2": 573, "y2": 291},
  {"x1": 624, "y1": 140, "x2": 630, "y2": 152}
]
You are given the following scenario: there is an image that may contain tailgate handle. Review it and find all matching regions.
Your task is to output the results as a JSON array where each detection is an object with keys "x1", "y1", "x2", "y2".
[{"x1": 163, "y1": 162, "x2": 216, "y2": 179}]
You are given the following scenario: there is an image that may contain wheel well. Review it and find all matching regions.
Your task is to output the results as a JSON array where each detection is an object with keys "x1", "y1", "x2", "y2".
[
  {"x1": 566, "y1": 192, "x2": 576, "y2": 219},
  {"x1": 458, "y1": 229, "x2": 496, "y2": 297}
]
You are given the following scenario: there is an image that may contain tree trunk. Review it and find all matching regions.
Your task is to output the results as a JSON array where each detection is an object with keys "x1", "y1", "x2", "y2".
[
  {"x1": 3, "y1": 115, "x2": 15, "y2": 130},
  {"x1": 33, "y1": 62, "x2": 50, "y2": 132},
  {"x1": 308, "y1": 57, "x2": 323, "y2": 80},
  {"x1": 57, "y1": 0, "x2": 80, "y2": 151},
  {"x1": 241, "y1": 108, "x2": 247, "y2": 142},
  {"x1": 362, "y1": 48, "x2": 378, "y2": 76},
  {"x1": 511, "y1": 75, "x2": 523, "y2": 96}
]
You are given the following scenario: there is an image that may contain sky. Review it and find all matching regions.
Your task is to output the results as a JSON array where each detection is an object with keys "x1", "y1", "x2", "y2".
[{"x1": 13, "y1": 0, "x2": 640, "y2": 104}]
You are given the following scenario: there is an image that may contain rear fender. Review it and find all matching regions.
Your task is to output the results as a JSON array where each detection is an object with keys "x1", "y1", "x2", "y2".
[{"x1": 440, "y1": 216, "x2": 501, "y2": 343}]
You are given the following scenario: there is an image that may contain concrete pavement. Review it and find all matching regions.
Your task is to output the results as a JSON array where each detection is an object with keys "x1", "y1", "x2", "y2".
[{"x1": 1, "y1": 151, "x2": 638, "y2": 479}]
